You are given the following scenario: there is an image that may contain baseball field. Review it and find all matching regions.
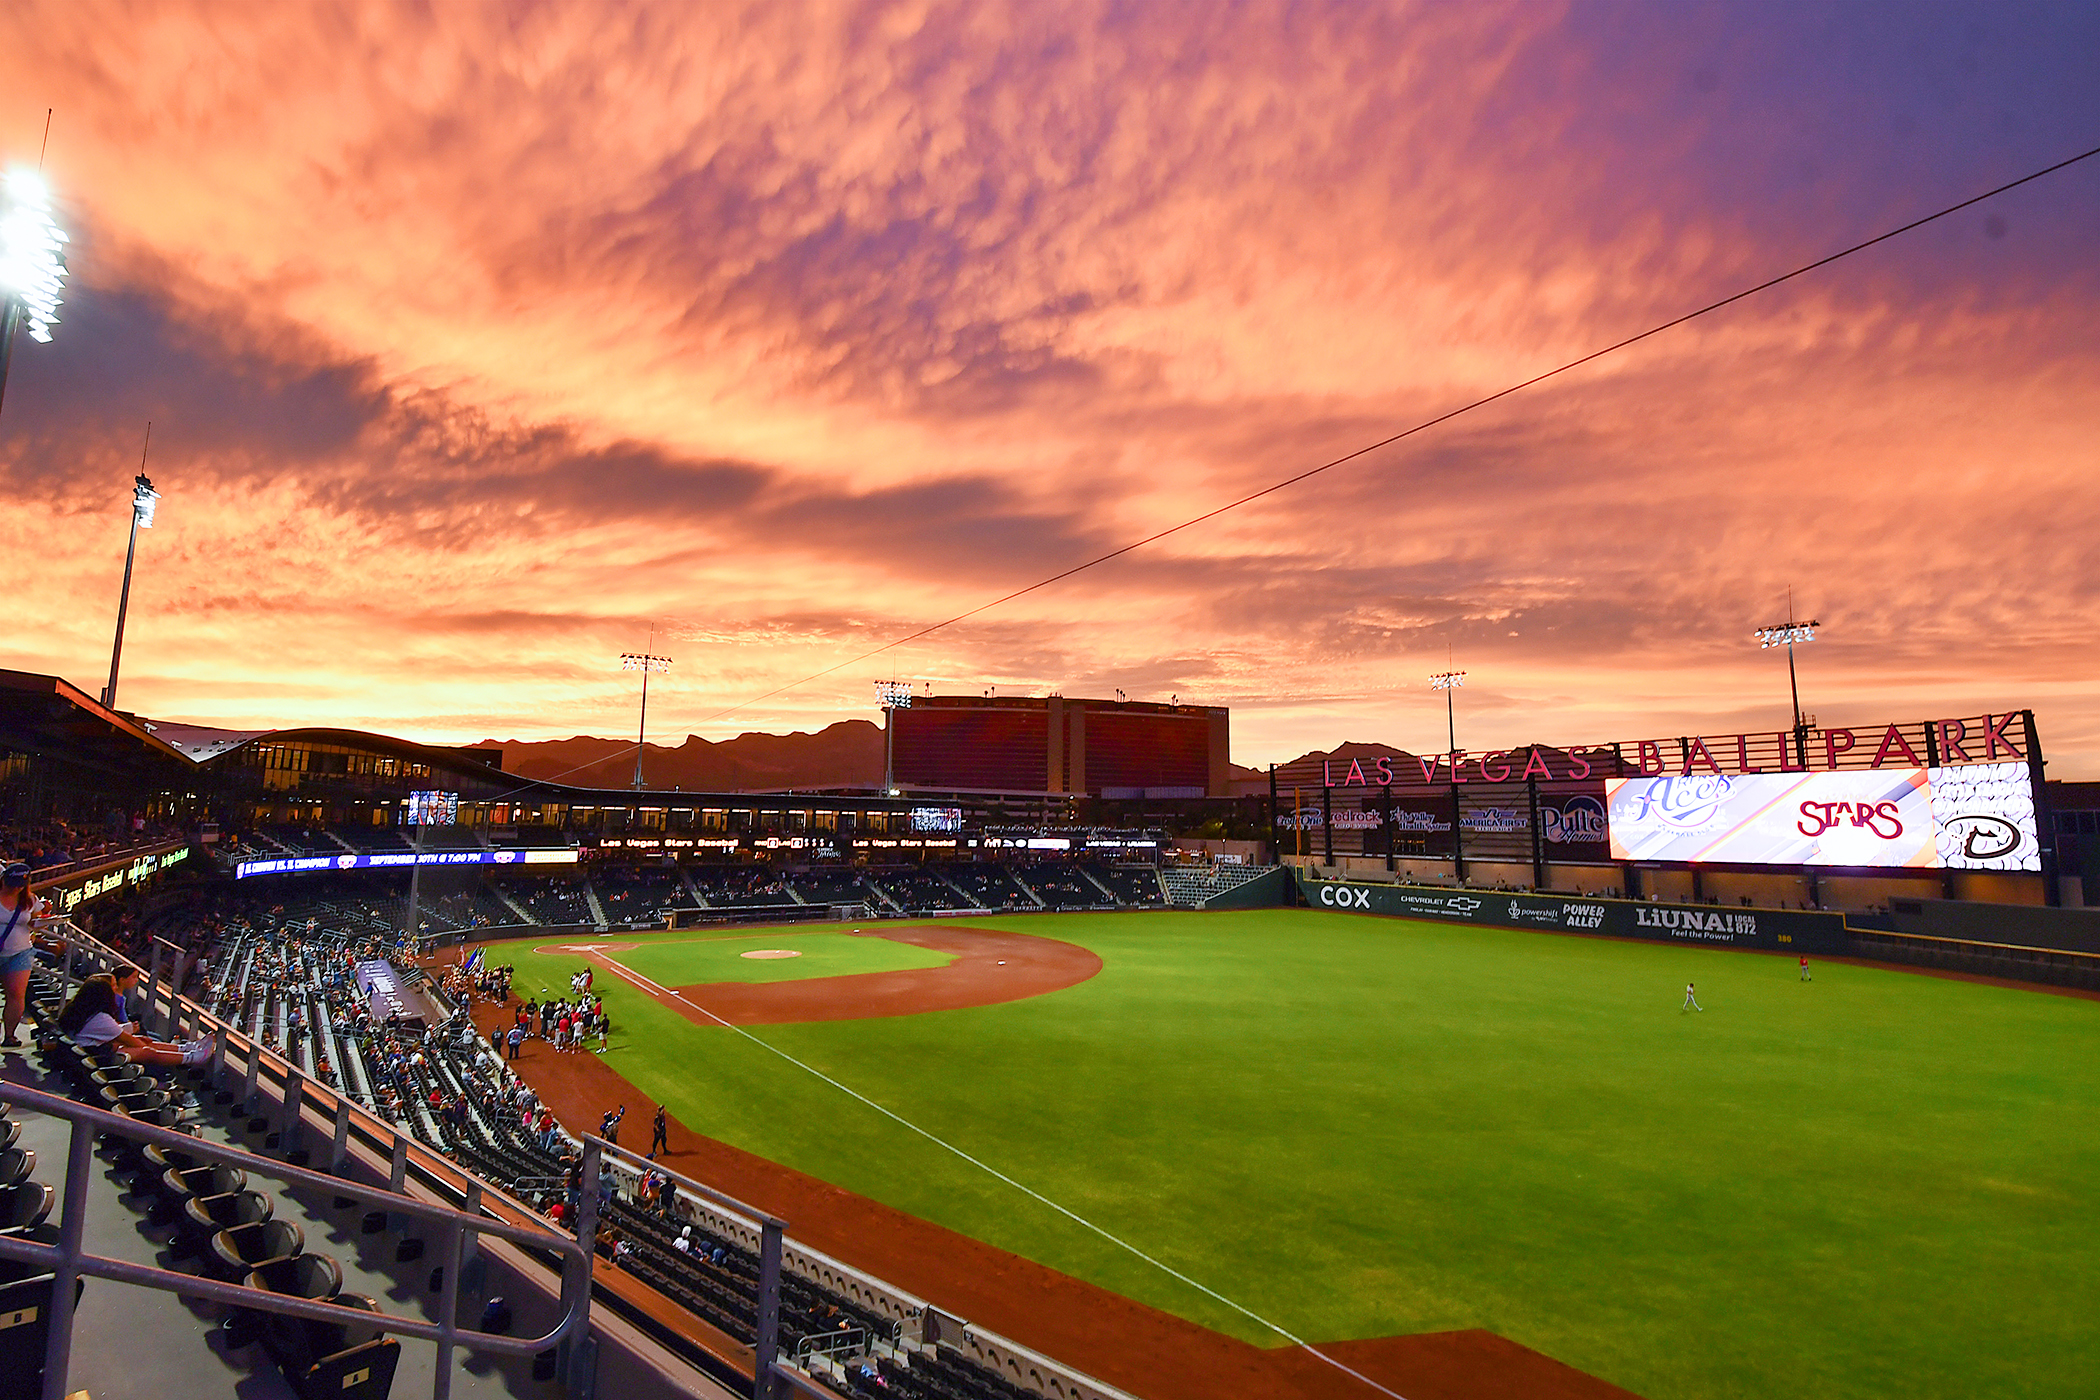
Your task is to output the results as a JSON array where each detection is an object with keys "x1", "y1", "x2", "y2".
[{"x1": 473, "y1": 909, "x2": 2100, "y2": 1399}]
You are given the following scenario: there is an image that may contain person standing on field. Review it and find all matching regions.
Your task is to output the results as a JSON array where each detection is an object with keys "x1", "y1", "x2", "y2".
[
  {"x1": 649, "y1": 1104, "x2": 668, "y2": 1160},
  {"x1": 1683, "y1": 981, "x2": 1703, "y2": 1012},
  {"x1": 1799, "y1": 955, "x2": 1812, "y2": 982}
]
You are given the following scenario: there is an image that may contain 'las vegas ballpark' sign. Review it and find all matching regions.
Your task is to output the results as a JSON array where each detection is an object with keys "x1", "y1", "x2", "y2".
[{"x1": 1295, "y1": 712, "x2": 2035, "y2": 788}]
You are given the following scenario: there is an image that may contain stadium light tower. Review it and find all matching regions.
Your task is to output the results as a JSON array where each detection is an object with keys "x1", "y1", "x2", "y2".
[
  {"x1": 874, "y1": 680, "x2": 914, "y2": 794},
  {"x1": 621, "y1": 652, "x2": 671, "y2": 789},
  {"x1": 1753, "y1": 605, "x2": 1819, "y2": 768},
  {"x1": 101, "y1": 440, "x2": 160, "y2": 711},
  {"x1": 0, "y1": 166, "x2": 71, "y2": 417},
  {"x1": 1430, "y1": 670, "x2": 1465, "y2": 755}
]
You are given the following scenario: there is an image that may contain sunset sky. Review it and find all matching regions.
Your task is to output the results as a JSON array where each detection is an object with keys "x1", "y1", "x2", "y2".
[{"x1": 2, "y1": 2, "x2": 2096, "y2": 772}]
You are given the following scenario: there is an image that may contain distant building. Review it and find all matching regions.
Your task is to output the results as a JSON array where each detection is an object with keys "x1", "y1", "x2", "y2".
[{"x1": 890, "y1": 695, "x2": 1230, "y2": 798}]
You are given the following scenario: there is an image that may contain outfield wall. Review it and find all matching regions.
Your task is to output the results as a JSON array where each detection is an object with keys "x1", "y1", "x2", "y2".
[{"x1": 1292, "y1": 868, "x2": 1852, "y2": 954}]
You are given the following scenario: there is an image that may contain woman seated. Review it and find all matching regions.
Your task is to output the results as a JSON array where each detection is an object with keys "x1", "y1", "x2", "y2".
[{"x1": 56, "y1": 974, "x2": 214, "y2": 1067}]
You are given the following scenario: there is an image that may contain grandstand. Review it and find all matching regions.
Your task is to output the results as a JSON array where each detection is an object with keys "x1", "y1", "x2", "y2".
[
  {"x1": 1160, "y1": 863, "x2": 1277, "y2": 907},
  {"x1": 592, "y1": 867, "x2": 692, "y2": 930},
  {"x1": 865, "y1": 867, "x2": 973, "y2": 913},
  {"x1": 515, "y1": 876, "x2": 594, "y2": 927},
  {"x1": 688, "y1": 867, "x2": 802, "y2": 909},
  {"x1": 938, "y1": 865, "x2": 1041, "y2": 912},
  {"x1": 1090, "y1": 864, "x2": 1168, "y2": 907},
  {"x1": 4, "y1": 907, "x2": 1142, "y2": 1400},
  {"x1": 1011, "y1": 861, "x2": 1112, "y2": 910}
]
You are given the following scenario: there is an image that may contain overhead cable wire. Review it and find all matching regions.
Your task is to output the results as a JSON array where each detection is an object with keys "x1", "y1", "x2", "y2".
[
  {"x1": 680, "y1": 140, "x2": 2100, "y2": 729},
  {"x1": 475, "y1": 139, "x2": 2099, "y2": 798}
]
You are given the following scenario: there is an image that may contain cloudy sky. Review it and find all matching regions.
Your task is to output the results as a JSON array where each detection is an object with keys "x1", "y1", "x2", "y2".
[{"x1": 2, "y1": 1, "x2": 2096, "y2": 771}]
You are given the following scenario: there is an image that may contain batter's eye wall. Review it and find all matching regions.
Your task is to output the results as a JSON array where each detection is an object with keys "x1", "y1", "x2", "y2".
[{"x1": 891, "y1": 696, "x2": 1230, "y2": 797}]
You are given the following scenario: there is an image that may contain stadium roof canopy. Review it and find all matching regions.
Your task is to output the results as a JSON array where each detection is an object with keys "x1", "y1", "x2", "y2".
[
  {"x1": 0, "y1": 668, "x2": 934, "y2": 811},
  {"x1": 0, "y1": 669, "x2": 194, "y2": 780}
]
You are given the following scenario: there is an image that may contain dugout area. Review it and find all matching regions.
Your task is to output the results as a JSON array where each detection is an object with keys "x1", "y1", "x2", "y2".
[{"x1": 472, "y1": 909, "x2": 2100, "y2": 1400}]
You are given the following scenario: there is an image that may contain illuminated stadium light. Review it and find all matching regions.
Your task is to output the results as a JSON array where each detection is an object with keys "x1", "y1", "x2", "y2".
[
  {"x1": 875, "y1": 679, "x2": 917, "y2": 791},
  {"x1": 101, "y1": 451, "x2": 159, "y2": 712},
  {"x1": 0, "y1": 168, "x2": 68, "y2": 342},
  {"x1": 1754, "y1": 605, "x2": 1821, "y2": 767},
  {"x1": 1429, "y1": 671, "x2": 1466, "y2": 690},
  {"x1": 620, "y1": 652, "x2": 672, "y2": 789},
  {"x1": 1754, "y1": 621, "x2": 1819, "y2": 649}
]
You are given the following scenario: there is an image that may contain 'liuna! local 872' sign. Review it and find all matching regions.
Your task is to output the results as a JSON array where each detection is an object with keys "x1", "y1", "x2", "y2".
[
  {"x1": 234, "y1": 848, "x2": 581, "y2": 879},
  {"x1": 1605, "y1": 763, "x2": 2039, "y2": 872},
  {"x1": 1292, "y1": 870, "x2": 1850, "y2": 953}
]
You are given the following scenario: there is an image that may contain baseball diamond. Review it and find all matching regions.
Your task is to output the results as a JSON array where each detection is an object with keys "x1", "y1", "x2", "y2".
[{"x1": 465, "y1": 908, "x2": 2100, "y2": 1400}]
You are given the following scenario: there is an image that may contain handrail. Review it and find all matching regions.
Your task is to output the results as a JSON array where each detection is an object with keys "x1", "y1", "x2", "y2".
[
  {"x1": 585, "y1": 1132, "x2": 787, "y2": 1400},
  {"x1": 0, "y1": 1082, "x2": 594, "y2": 1400},
  {"x1": 19, "y1": 922, "x2": 610, "y2": 1400}
]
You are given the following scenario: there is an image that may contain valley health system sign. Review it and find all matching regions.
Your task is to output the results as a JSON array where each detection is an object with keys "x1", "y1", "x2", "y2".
[
  {"x1": 1293, "y1": 871, "x2": 1850, "y2": 953},
  {"x1": 235, "y1": 848, "x2": 581, "y2": 879},
  {"x1": 1606, "y1": 763, "x2": 2039, "y2": 871}
]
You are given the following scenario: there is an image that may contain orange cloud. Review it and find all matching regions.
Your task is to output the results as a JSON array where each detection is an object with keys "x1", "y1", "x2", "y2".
[{"x1": 1, "y1": 1, "x2": 2096, "y2": 769}]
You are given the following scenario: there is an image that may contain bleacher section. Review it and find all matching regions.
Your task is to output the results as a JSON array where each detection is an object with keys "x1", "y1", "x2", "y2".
[
  {"x1": 1011, "y1": 862, "x2": 1110, "y2": 910},
  {"x1": 1160, "y1": 864, "x2": 1277, "y2": 907},
  {"x1": 689, "y1": 868, "x2": 802, "y2": 910},
  {"x1": 516, "y1": 877, "x2": 593, "y2": 926},
  {"x1": 592, "y1": 868, "x2": 693, "y2": 929},
  {"x1": 1090, "y1": 864, "x2": 1167, "y2": 907},
  {"x1": 865, "y1": 868, "x2": 970, "y2": 912},
  {"x1": 939, "y1": 866, "x2": 1039, "y2": 912},
  {"x1": 788, "y1": 870, "x2": 878, "y2": 909}
]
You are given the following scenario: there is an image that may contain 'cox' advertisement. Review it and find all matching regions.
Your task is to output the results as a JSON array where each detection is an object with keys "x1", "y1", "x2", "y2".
[{"x1": 1293, "y1": 870, "x2": 1850, "y2": 952}]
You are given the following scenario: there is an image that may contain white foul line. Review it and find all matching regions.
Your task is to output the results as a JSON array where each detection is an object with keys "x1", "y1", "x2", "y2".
[{"x1": 608, "y1": 966, "x2": 1414, "y2": 1400}]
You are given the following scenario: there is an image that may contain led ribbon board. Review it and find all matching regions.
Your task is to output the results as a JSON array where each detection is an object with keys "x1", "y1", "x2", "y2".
[{"x1": 234, "y1": 848, "x2": 580, "y2": 878}]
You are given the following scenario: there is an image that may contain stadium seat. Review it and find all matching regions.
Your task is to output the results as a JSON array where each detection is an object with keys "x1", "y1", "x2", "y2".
[
  {"x1": 176, "y1": 1189, "x2": 273, "y2": 1260},
  {"x1": 163, "y1": 1163, "x2": 247, "y2": 1204},
  {"x1": 0, "y1": 1147, "x2": 35, "y2": 1190},
  {"x1": 0, "y1": 1266, "x2": 57, "y2": 1400},
  {"x1": 265, "y1": 1291, "x2": 402, "y2": 1400},
  {"x1": 211, "y1": 1218, "x2": 306, "y2": 1280},
  {"x1": 0, "y1": 1180, "x2": 54, "y2": 1230},
  {"x1": 248, "y1": 1250, "x2": 344, "y2": 1303}
]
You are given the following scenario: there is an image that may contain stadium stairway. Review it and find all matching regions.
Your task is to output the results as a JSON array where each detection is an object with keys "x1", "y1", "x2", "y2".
[
  {"x1": 581, "y1": 882, "x2": 610, "y2": 931},
  {"x1": 1076, "y1": 867, "x2": 1117, "y2": 903},
  {"x1": 490, "y1": 884, "x2": 540, "y2": 927}
]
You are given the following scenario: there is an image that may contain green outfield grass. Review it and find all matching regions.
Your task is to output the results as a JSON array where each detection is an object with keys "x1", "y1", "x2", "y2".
[{"x1": 476, "y1": 910, "x2": 2100, "y2": 1400}]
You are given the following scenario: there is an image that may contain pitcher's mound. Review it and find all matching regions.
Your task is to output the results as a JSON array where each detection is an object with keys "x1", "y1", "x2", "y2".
[{"x1": 740, "y1": 949, "x2": 802, "y2": 960}]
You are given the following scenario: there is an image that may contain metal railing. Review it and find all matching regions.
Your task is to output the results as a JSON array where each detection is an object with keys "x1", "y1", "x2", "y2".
[
  {"x1": 0, "y1": 1080, "x2": 595, "y2": 1400},
  {"x1": 583, "y1": 1131, "x2": 789, "y2": 1400}
]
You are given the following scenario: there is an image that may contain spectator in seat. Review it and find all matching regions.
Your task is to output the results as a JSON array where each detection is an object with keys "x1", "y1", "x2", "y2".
[{"x1": 57, "y1": 974, "x2": 214, "y2": 1066}]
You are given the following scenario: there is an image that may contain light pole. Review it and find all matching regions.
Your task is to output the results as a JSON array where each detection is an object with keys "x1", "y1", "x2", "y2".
[
  {"x1": 1430, "y1": 670, "x2": 1465, "y2": 753},
  {"x1": 102, "y1": 452, "x2": 160, "y2": 711},
  {"x1": 621, "y1": 652, "x2": 671, "y2": 789},
  {"x1": 874, "y1": 680, "x2": 914, "y2": 794},
  {"x1": 0, "y1": 167, "x2": 70, "y2": 417},
  {"x1": 1431, "y1": 670, "x2": 1466, "y2": 885},
  {"x1": 1753, "y1": 614, "x2": 1819, "y2": 768}
]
